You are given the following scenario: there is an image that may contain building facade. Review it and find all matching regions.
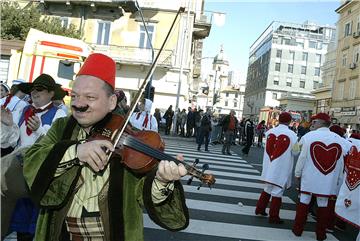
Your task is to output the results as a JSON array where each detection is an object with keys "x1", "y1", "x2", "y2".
[
  {"x1": 243, "y1": 21, "x2": 336, "y2": 120},
  {"x1": 32, "y1": 0, "x2": 211, "y2": 113},
  {"x1": 332, "y1": 0, "x2": 360, "y2": 130},
  {"x1": 312, "y1": 41, "x2": 337, "y2": 115}
]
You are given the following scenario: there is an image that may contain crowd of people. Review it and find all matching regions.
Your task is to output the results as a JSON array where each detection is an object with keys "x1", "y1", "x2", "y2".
[{"x1": 1, "y1": 52, "x2": 359, "y2": 241}]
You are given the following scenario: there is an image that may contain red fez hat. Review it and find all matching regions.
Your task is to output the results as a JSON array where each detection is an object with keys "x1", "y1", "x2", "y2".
[
  {"x1": 350, "y1": 133, "x2": 360, "y2": 140},
  {"x1": 311, "y1": 112, "x2": 331, "y2": 123},
  {"x1": 77, "y1": 53, "x2": 115, "y2": 89},
  {"x1": 329, "y1": 125, "x2": 345, "y2": 137},
  {"x1": 279, "y1": 112, "x2": 292, "y2": 123}
]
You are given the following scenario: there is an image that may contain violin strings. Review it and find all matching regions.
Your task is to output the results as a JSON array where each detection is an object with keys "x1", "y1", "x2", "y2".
[{"x1": 125, "y1": 136, "x2": 179, "y2": 163}]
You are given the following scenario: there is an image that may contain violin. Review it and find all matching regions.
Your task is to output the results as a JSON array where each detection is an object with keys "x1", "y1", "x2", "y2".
[{"x1": 90, "y1": 114, "x2": 216, "y2": 188}]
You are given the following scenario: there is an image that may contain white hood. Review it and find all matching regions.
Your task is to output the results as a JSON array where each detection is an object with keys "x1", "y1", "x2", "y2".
[{"x1": 144, "y1": 98, "x2": 152, "y2": 112}]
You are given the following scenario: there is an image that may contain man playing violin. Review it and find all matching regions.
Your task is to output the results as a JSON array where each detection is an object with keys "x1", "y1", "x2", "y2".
[{"x1": 23, "y1": 53, "x2": 189, "y2": 241}]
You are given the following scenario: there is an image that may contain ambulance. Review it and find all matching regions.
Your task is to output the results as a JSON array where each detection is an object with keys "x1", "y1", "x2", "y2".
[{"x1": 9, "y1": 28, "x2": 91, "y2": 90}]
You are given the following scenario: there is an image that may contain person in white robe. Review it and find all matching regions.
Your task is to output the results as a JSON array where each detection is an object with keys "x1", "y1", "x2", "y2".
[
  {"x1": 255, "y1": 112, "x2": 297, "y2": 224},
  {"x1": 292, "y1": 113, "x2": 351, "y2": 241},
  {"x1": 130, "y1": 98, "x2": 158, "y2": 132}
]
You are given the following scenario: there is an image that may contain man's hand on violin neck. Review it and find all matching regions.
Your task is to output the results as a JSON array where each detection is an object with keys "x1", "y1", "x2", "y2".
[
  {"x1": 77, "y1": 140, "x2": 114, "y2": 172},
  {"x1": 155, "y1": 159, "x2": 187, "y2": 184}
]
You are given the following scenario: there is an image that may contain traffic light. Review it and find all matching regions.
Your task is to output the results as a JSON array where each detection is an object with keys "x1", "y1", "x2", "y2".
[
  {"x1": 202, "y1": 86, "x2": 209, "y2": 95},
  {"x1": 213, "y1": 93, "x2": 220, "y2": 104}
]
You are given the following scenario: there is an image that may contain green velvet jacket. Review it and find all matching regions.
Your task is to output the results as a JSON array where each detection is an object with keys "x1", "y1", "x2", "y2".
[{"x1": 23, "y1": 115, "x2": 189, "y2": 241}]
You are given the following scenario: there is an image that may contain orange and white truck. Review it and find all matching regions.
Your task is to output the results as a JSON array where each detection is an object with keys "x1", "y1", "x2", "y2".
[
  {"x1": 259, "y1": 106, "x2": 302, "y2": 128},
  {"x1": 8, "y1": 28, "x2": 91, "y2": 90}
]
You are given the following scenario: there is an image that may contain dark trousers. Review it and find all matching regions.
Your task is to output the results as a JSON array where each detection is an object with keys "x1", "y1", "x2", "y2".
[
  {"x1": 165, "y1": 121, "x2": 172, "y2": 135},
  {"x1": 186, "y1": 125, "x2": 193, "y2": 137},
  {"x1": 197, "y1": 131, "x2": 210, "y2": 151},
  {"x1": 242, "y1": 134, "x2": 254, "y2": 154},
  {"x1": 222, "y1": 130, "x2": 234, "y2": 153}
]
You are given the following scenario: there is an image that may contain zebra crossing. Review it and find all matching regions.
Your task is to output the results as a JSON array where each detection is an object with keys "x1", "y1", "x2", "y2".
[{"x1": 144, "y1": 137, "x2": 340, "y2": 241}]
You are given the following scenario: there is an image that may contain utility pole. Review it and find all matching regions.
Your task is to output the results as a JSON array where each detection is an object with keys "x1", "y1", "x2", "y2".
[{"x1": 172, "y1": 0, "x2": 191, "y2": 135}]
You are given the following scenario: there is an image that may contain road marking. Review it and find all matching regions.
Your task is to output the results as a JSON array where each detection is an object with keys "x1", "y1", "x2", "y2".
[
  {"x1": 143, "y1": 216, "x2": 338, "y2": 241},
  {"x1": 185, "y1": 199, "x2": 315, "y2": 222},
  {"x1": 183, "y1": 185, "x2": 295, "y2": 204}
]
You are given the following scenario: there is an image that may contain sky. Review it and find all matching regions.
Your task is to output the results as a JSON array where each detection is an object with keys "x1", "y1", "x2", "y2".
[{"x1": 201, "y1": 0, "x2": 340, "y2": 83}]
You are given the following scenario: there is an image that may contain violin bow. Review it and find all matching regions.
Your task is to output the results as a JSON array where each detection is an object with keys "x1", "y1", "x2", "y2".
[{"x1": 108, "y1": 6, "x2": 185, "y2": 161}]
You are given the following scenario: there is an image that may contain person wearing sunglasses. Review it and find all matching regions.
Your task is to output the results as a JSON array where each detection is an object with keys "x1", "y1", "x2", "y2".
[{"x1": 1, "y1": 74, "x2": 66, "y2": 241}]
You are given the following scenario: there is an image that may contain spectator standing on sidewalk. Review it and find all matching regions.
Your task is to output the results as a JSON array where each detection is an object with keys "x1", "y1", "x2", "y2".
[
  {"x1": 197, "y1": 109, "x2": 212, "y2": 151},
  {"x1": 238, "y1": 118, "x2": 246, "y2": 145},
  {"x1": 194, "y1": 108, "x2": 201, "y2": 138},
  {"x1": 256, "y1": 120, "x2": 267, "y2": 147},
  {"x1": 242, "y1": 118, "x2": 255, "y2": 156},
  {"x1": 255, "y1": 112, "x2": 297, "y2": 224},
  {"x1": 163, "y1": 105, "x2": 174, "y2": 135},
  {"x1": 153, "y1": 108, "x2": 162, "y2": 132},
  {"x1": 178, "y1": 109, "x2": 187, "y2": 137},
  {"x1": 221, "y1": 110, "x2": 238, "y2": 155},
  {"x1": 186, "y1": 107, "x2": 194, "y2": 137}
]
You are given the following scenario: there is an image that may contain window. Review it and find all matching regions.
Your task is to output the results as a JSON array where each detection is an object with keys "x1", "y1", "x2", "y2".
[
  {"x1": 273, "y1": 76, "x2": 279, "y2": 85},
  {"x1": 286, "y1": 77, "x2": 292, "y2": 87},
  {"x1": 289, "y1": 51, "x2": 295, "y2": 61},
  {"x1": 314, "y1": 67, "x2": 320, "y2": 76},
  {"x1": 226, "y1": 93, "x2": 229, "y2": 97},
  {"x1": 275, "y1": 63, "x2": 281, "y2": 71},
  {"x1": 276, "y1": 50, "x2": 282, "y2": 58},
  {"x1": 97, "y1": 22, "x2": 111, "y2": 45},
  {"x1": 313, "y1": 81, "x2": 319, "y2": 89},
  {"x1": 353, "y1": 45, "x2": 359, "y2": 63},
  {"x1": 338, "y1": 82, "x2": 344, "y2": 100},
  {"x1": 309, "y1": 41, "x2": 317, "y2": 48},
  {"x1": 60, "y1": 17, "x2": 69, "y2": 28},
  {"x1": 349, "y1": 80, "x2": 356, "y2": 99},
  {"x1": 302, "y1": 52, "x2": 308, "y2": 61},
  {"x1": 344, "y1": 22, "x2": 352, "y2": 37},
  {"x1": 300, "y1": 80, "x2": 305, "y2": 88},
  {"x1": 272, "y1": 93, "x2": 277, "y2": 100},
  {"x1": 235, "y1": 93, "x2": 238, "y2": 98},
  {"x1": 315, "y1": 54, "x2": 322, "y2": 63},
  {"x1": 139, "y1": 25, "x2": 154, "y2": 49},
  {"x1": 234, "y1": 101, "x2": 237, "y2": 107},
  {"x1": 58, "y1": 60, "x2": 74, "y2": 80},
  {"x1": 301, "y1": 66, "x2": 307, "y2": 75},
  {"x1": 288, "y1": 64, "x2": 293, "y2": 73},
  {"x1": 297, "y1": 42, "x2": 304, "y2": 48},
  {"x1": 225, "y1": 101, "x2": 228, "y2": 106},
  {"x1": 342, "y1": 54, "x2": 347, "y2": 67},
  {"x1": 282, "y1": 38, "x2": 291, "y2": 45},
  {"x1": 317, "y1": 42, "x2": 322, "y2": 50}
]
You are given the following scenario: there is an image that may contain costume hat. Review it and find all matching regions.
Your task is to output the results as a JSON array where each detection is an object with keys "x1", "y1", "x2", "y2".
[
  {"x1": 1, "y1": 81, "x2": 10, "y2": 93},
  {"x1": 329, "y1": 125, "x2": 345, "y2": 137},
  {"x1": 350, "y1": 133, "x2": 360, "y2": 140},
  {"x1": 311, "y1": 112, "x2": 331, "y2": 123},
  {"x1": 53, "y1": 84, "x2": 68, "y2": 100},
  {"x1": 77, "y1": 53, "x2": 116, "y2": 89},
  {"x1": 279, "y1": 112, "x2": 292, "y2": 123},
  {"x1": 18, "y1": 74, "x2": 56, "y2": 94}
]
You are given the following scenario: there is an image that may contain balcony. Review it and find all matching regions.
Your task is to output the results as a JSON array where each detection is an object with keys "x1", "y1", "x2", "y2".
[
  {"x1": 89, "y1": 44, "x2": 174, "y2": 68},
  {"x1": 193, "y1": 13, "x2": 212, "y2": 40}
]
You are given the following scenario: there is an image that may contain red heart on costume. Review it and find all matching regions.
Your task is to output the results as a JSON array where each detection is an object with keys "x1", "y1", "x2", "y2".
[
  {"x1": 345, "y1": 146, "x2": 360, "y2": 191},
  {"x1": 265, "y1": 134, "x2": 290, "y2": 161},
  {"x1": 310, "y1": 141, "x2": 342, "y2": 175}
]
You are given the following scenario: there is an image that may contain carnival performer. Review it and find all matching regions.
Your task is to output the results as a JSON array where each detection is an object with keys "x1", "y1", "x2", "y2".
[
  {"x1": 292, "y1": 113, "x2": 350, "y2": 241},
  {"x1": 1, "y1": 74, "x2": 66, "y2": 241},
  {"x1": 22, "y1": 53, "x2": 189, "y2": 241},
  {"x1": 130, "y1": 98, "x2": 158, "y2": 132},
  {"x1": 255, "y1": 112, "x2": 297, "y2": 224},
  {"x1": 335, "y1": 143, "x2": 360, "y2": 241}
]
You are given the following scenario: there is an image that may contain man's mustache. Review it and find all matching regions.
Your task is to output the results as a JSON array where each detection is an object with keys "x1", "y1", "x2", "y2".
[{"x1": 72, "y1": 105, "x2": 89, "y2": 112}]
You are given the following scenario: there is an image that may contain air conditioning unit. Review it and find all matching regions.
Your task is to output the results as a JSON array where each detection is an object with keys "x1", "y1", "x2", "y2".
[
  {"x1": 349, "y1": 63, "x2": 357, "y2": 69},
  {"x1": 353, "y1": 31, "x2": 360, "y2": 38}
]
